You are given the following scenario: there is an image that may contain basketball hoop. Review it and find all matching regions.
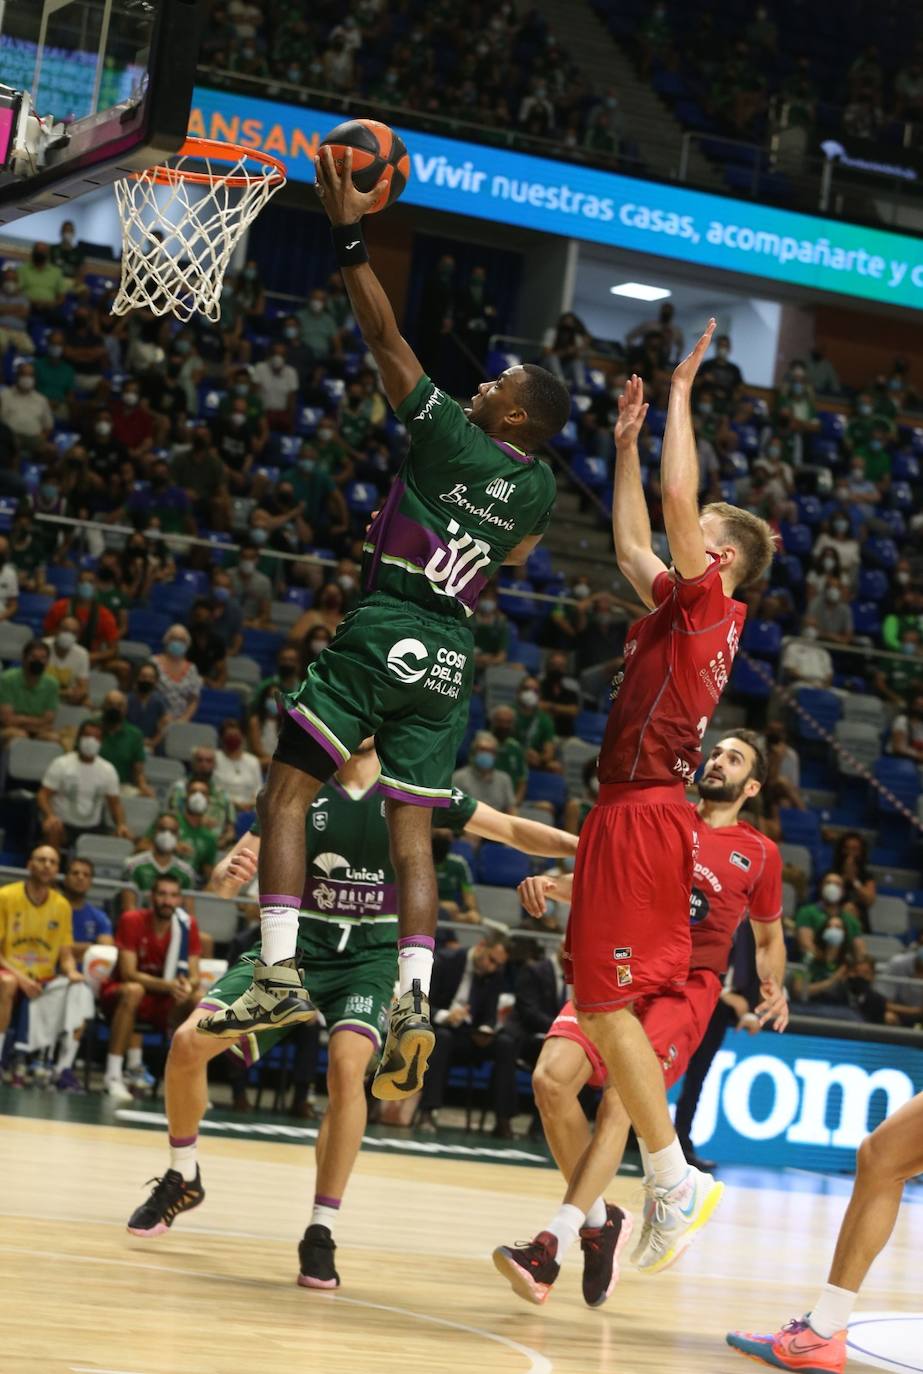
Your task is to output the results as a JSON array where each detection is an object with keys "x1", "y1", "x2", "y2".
[{"x1": 111, "y1": 137, "x2": 287, "y2": 322}]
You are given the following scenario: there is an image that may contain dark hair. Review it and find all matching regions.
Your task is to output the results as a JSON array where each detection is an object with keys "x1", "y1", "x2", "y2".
[
  {"x1": 481, "y1": 930, "x2": 511, "y2": 953},
  {"x1": 151, "y1": 873, "x2": 182, "y2": 894},
  {"x1": 24, "y1": 637, "x2": 49, "y2": 659},
  {"x1": 220, "y1": 716, "x2": 243, "y2": 735},
  {"x1": 832, "y1": 831, "x2": 869, "y2": 880},
  {"x1": 519, "y1": 364, "x2": 572, "y2": 443},
  {"x1": 67, "y1": 855, "x2": 95, "y2": 876},
  {"x1": 724, "y1": 729, "x2": 768, "y2": 786},
  {"x1": 816, "y1": 912, "x2": 852, "y2": 964}
]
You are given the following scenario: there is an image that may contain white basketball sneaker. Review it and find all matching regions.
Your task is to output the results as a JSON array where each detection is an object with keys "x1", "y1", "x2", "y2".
[{"x1": 631, "y1": 1167, "x2": 724, "y2": 1275}]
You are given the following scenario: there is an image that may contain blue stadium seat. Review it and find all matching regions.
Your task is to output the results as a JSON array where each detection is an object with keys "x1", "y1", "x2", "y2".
[
  {"x1": 345, "y1": 481, "x2": 379, "y2": 514},
  {"x1": 728, "y1": 655, "x2": 772, "y2": 699},
  {"x1": 297, "y1": 405, "x2": 323, "y2": 435},
  {"x1": 46, "y1": 565, "x2": 77, "y2": 596},
  {"x1": 879, "y1": 510, "x2": 906, "y2": 540},
  {"x1": 555, "y1": 422, "x2": 579, "y2": 454},
  {"x1": 283, "y1": 586, "x2": 313, "y2": 608},
  {"x1": 794, "y1": 687, "x2": 842, "y2": 740},
  {"x1": 796, "y1": 495, "x2": 823, "y2": 525},
  {"x1": 450, "y1": 838, "x2": 476, "y2": 870},
  {"x1": 279, "y1": 434, "x2": 302, "y2": 462},
  {"x1": 127, "y1": 609, "x2": 171, "y2": 645},
  {"x1": 241, "y1": 628, "x2": 285, "y2": 673},
  {"x1": 819, "y1": 411, "x2": 846, "y2": 440},
  {"x1": 235, "y1": 808, "x2": 256, "y2": 838},
  {"x1": 863, "y1": 537, "x2": 899, "y2": 569},
  {"x1": 780, "y1": 522, "x2": 812, "y2": 556},
  {"x1": 195, "y1": 688, "x2": 245, "y2": 728},
  {"x1": 892, "y1": 451, "x2": 919, "y2": 482},
  {"x1": 890, "y1": 482, "x2": 914, "y2": 512},
  {"x1": 779, "y1": 808, "x2": 822, "y2": 847},
  {"x1": 515, "y1": 641, "x2": 543, "y2": 673},
  {"x1": 574, "y1": 710, "x2": 608, "y2": 745},
  {"x1": 570, "y1": 454, "x2": 608, "y2": 489},
  {"x1": 858, "y1": 568, "x2": 889, "y2": 602},
  {"x1": 853, "y1": 602, "x2": 882, "y2": 636},
  {"x1": 646, "y1": 407, "x2": 667, "y2": 436},
  {"x1": 476, "y1": 843, "x2": 532, "y2": 888},
  {"x1": 873, "y1": 759, "x2": 921, "y2": 814},
  {"x1": 16, "y1": 592, "x2": 53, "y2": 625},
  {"x1": 810, "y1": 438, "x2": 840, "y2": 467},
  {"x1": 741, "y1": 620, "x2": 781, "y2": 659},
  {"x1": 149, "y1": 583, "x2": 195, "y2": 617},
  {"x1": 525, "y1": 771, "x2": 568, "y2": 813},
  {"x1": 525, "y1": 545, "x2": 554, "y2": 584},
  {"x1": 498, "y1": 581, "x2": 537, "y2": 623}
]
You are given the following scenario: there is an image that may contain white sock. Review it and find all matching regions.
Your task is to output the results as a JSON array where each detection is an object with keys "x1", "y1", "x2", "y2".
[
  {"x1": 106, "y1": 1053, "x2": 124, "y2": 1082},
  {"x1": 810, "y1": 1283, "x2": 856, "y2": 1338},
  {"x1": 260, "y1": 903, "x2": 300, "y2": 965},
  {"x1": 126, "y1": 1046, "x2": 143, "y2": 1071},
  {"x1": 584, "y1": 1197, "x2": 607, "y2": 1229},
  {"x1": 56, "y1": 1033, "x2": 80, "y2": 1071},
  {"x1": 169, "y1": 1136, "x2": 198, "y2": 1183},
  {"x1": 311, "y1": 1199, "x2": 341, "y2": 1233},
  {"x1": 397, "y1": 937, "x2": 435, "y2": 997},
  {"x1": 545, "y1": 1202, "x2": 584, "y2": 1259},
  {"x1": 650, "y1": 1137, "x2": 689, "y2": 1192},
  {"x1": 639, "y1": 1138, "x2": 654, "y2": 1181}
]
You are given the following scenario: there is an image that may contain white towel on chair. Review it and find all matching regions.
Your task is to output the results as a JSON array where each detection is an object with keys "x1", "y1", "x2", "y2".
[{"x1": 163, "y1": 907, "x2": 192, "y2": 982}]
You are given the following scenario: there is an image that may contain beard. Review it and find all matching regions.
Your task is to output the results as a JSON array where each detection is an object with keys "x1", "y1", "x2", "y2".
[{"x1": 697, "y1": 774, "x2": 746, "y2": 803}]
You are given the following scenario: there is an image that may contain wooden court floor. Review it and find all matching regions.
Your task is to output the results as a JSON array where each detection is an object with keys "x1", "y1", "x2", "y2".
[{"x1": 2, "y1": 1113, "x2": 922, "y2": 1374}]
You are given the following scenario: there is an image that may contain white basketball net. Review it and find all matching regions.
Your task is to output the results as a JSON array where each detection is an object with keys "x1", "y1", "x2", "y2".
[{"x1": 111, "y1": 145, "x2": 285, "y2": 322}]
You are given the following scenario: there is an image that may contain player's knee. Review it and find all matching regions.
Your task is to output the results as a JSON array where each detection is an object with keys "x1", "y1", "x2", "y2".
[
  {"x1": 120, "y1": 981, "x2": 145, "y2": 1007},
  {"x1": 325, "y1": 1041, "x2": 371, "y2": 1103},
  {"x1": 168, "y1": 1017, "x2": 209, "y2": 1069},
  {"x1": 859, "y1": 1120, "x2": 905, "y2": 1184},
  {"x1": 532, "y1": 1061, "x2": 571, "y2": 1114}
]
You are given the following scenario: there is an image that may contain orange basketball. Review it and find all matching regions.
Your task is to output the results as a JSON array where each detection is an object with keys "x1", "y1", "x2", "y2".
[{"x1": 319, "y1": 118, "x2": 410, "y2": 214}]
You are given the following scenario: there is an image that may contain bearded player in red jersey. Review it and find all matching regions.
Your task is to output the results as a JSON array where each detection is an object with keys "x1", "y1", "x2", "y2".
[
  {"x1": 523, "y1": 322, "x2": 776, "y2": 1280},
  {"x1": 493, "y1": 732, "x2": 788, "y2": 1306}
]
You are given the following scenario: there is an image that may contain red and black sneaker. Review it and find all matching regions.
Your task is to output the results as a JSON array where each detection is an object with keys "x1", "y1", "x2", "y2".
[
  {"x1": 127, "y1": 1168, "x2": 205, "y2": 1237},
  {"x1": 580, "y1": 1204, "x2": 634, "y2": 1308},
  {"x1": 492, "y1": 1231, "x2": 560, "y2": 1305}
]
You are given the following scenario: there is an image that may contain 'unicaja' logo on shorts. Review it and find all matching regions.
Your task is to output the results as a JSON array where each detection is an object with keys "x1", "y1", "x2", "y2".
[{"x1": 387, "y1": 637, "x2": 429, "y2": 684}]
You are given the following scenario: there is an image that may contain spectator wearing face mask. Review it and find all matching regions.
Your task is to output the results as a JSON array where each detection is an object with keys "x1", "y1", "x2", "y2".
[
  {"x1": 38, "y1": 720, "x2": 129, "y2": 849},
  {"x1": 805, "y1": 579, "x2": 854, "y2": 645},
  {"x1": 44, "y1": 616, "x2": 90, "y2": 705},
  {"x1": 213, "y1": 395, "x2": 259, "y2": 494},
  {"x1": 302, "y1": 624, "x2": 332, "y2": 675},
  {"x1": 774, "y1": 361, "x2": 820, "y2": 434},
  {"x1": 252, "y1": 344, "x2": 299, "y2": 432},
  {"x1": 487, "y1": 704, "x2": 528, "y2": 805},
  {"x1": 98, "y1": 690, "x2": 152, "y2": 798},
  {"x1": 311, "y1": 419, "x2": 355, "y2": 487},
  {"x1": 252, "y1": 646, "x2": 302, "y2": 704},
  {"x1": 230, "y1": 543, "x2": 272, "y2": 627},
  {"x1": 0, "y1": 363, "x2": 54, "y2": 452},
  {"x1": 120, "y1": 813, "x2": 197, "y2": 910},
  {"x1": 780, "y1": 617, "x2": 834, "y2": 688},
  {"x1": 208, "y1": 568, "x2": 243, "y2": 656},
  {"x1": 889, "y1": 690, "x2": 923, "y2": 764},
  {"x1": 795, "y1": 872, "x2": 866, "y2": 960},
  {"x1": 213, "y1": 717, "x2": 263, "y2": 811},
  {"x1": 63, "y1": 307, "x2": 108, "y2": 392},
  {"x1": 453, "y1": 731, "x2": 517, "y2": 813},
  {"x1": 830, "y1": 831, "x2": 877, "y2": 924},
  {"x1": 152, "y1": 626, "x2": 202, "y2": 725},
  {"x1": 539, "y1": 651, "x2": 580, "y2": 739},
  {"x1": 127, "y1": 665, "x2": 169, "y2": 751},
  {"x1": 175, "y1": 781, "x2": 218, "y2": 880},
  {"x1": 473, "y1": 590, "x2": 509, "y2": 671},
  {"x1": 0, "y1": 265, "x2": 35, "y2": 354},
  {"x1": 0, "y1": 639, "x2": 60, "y2": 745},
  {"x1": 34, "y1": 331, "x2": 76, "y2": 419},
  {"x1": 881, "y1": 948, "x2": 923, "y2": 1027},
  {"x1": 0, "y1": 536, "x2": 18, "y2": 623},
  {"x1": 806, "y1": 544, "x2": 845, "y2": 596},
  {"x1": 514, "y1": 675, "x2": 560, "y2": 772},
  {"x1": 794, "y1": 914, "x2": 855, "y2": 1012},
  {"x1": 110, "y1": 380, "x2": 155, "y2": 460},
  {"x1": 288, "y1": 449, "x2": 350, "y2": 548},
  {"x1": 874, "y1": 629, "x2": 923, "y2": 707},
  {"x1": 813, "y1": 512, "x2": 861, "y2": 586},
  {"x1": 43, "y1": 569, "x2": 121, "y2": 669},
  {"x1": 167, "y1": 746, "x2": 235, "y2": 847},
  {"x1": 275, "y1": 315, "x2": 315, "y2": 387},
  {"x1": 17, "y1": 242, "x2": 66, "y2": 315},
  {"x1": 296, "y1": 288, "x2": 344, "y2": 361},
  {"x1": 697, "y1": 333, "x2": 744, "y2": 404},
  {"x1": 290, "y1": 582, "x2": 347, "y2": 643},
  {"x1": 50, "y1": 219, "x2": 85, "y2": 288}
]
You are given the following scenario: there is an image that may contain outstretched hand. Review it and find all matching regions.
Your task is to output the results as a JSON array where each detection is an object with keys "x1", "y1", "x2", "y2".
[
  {"x1": 672, "y1": 316, "x2": 717, "y2": 388},
  {"x1": 613, "y1": 373, "x2": 649, "y2": 449},
  {"x1": 314, "y1": 146, "x2": 388, "y2": 226}
]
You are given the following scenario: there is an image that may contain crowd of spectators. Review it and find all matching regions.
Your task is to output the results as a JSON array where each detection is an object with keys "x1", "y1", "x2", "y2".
[
  {"x1": 0, "y1": 222, "x2": 921, "y2": 1124},
  {"x1": 200, "y1": 0, "x2": 635, "y2": 172}
]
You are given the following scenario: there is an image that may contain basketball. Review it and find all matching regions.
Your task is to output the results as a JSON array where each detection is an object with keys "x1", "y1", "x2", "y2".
[{"x1": 319, "y1": 118, "x2": 410, "y2": 214}]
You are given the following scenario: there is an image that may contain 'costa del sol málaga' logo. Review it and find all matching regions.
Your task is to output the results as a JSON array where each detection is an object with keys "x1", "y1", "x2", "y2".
[{"x1": 387, "y1": 638, "x2": 429, "y2": 684}]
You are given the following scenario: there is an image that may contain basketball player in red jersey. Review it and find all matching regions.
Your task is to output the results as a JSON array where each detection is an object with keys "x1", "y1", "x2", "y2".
[
  {"x1": 493, "y1": 733, "x2": 787, "y2": 1306},
  {"x1": 544, "y1": 322, "x2": 777, "y2": 1277}
]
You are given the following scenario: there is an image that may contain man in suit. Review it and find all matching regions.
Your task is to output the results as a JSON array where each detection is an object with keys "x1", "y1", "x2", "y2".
[
  {"x1": 417, "y1": 931, "x2": 517, "y2": 1137},
  {"x1": 508, "y1": 944, "x2": 568, "y2": 1064}
]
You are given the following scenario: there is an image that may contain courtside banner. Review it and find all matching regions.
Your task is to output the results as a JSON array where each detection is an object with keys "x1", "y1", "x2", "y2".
[
  {"x1": 674, "y1": 1028, "x2": 923, "y2": 1172},
  {"x1": 191, "y1": 86, "x2": 923, "y2": 311}
]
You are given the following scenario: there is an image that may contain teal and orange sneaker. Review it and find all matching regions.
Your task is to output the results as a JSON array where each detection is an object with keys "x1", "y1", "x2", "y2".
[{"x1": 726, "y1": 1317, "x2": 847, "y2": 1373}]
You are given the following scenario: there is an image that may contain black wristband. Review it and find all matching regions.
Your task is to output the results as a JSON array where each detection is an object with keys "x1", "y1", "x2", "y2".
[{"x1": 331, "y1": 223, "x2": 369, "y2": 268}]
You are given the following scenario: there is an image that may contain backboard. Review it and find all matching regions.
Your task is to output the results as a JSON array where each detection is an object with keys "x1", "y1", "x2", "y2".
[{"x1": 0, "y1": 0, "x2": 207, "y2": 224}]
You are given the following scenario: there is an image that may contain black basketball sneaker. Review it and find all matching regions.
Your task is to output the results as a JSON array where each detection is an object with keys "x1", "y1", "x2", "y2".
[
  {"x1": 127, "y1": 1168, "x2": 205, "y2": 1237},
  {"x1": 297, "y1": 1224, "x2": 340, "y2": 1290}
]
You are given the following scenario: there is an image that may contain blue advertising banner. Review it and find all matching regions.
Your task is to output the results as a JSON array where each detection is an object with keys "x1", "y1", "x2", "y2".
[
  {"x1": 190, "y1": 86, "x2": 923, "y2": 311},
  {"x1": 673, "y1": 1029, "x2": 923, "y2": 1172}
]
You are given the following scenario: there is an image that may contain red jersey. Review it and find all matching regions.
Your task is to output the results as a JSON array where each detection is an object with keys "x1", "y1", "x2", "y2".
[
  {"x1": 599, "y1": 559, "x2": 747, "y2": 787},
  {"x1": 689, "y1": 808, "x2": 782, "y2": 975},
  {"x1": 109, "y1": 907, "x2": 201, "y2": 979},
  {"x1": 44, "y1": 597, "x2": 119, "y2": 649}
]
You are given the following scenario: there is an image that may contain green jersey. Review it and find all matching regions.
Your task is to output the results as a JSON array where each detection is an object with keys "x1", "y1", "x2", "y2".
[
  {"x1": 362, "y1": 374, "x2": 556, "y2": 622},
  {"x1": 122, "y1": 852, "x2": 197, "y2": 894},
  {"x1": 250, "y1": 779, "x2": 478, "y2": 952}
]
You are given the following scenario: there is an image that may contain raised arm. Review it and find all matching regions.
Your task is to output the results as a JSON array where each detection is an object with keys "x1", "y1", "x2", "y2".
[
  {"x1": 612, "y1": 373, "x2": 666, "y2": 609},
  {"x1": 463, "y1": 800, "x2": 578, "y2": 858},
  {"x1": 660, "y1": 319, "x2": 715, "y2": 580},
  {"x1": 314, "y1": 146, "x2": 422, "y2": 411}
]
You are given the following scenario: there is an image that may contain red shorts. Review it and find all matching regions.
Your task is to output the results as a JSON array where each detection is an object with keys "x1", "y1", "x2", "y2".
[
  {"x1": 547, "y1": 969, "x2": 722, "y2": 1092},
  {"x1": 567, "y1": 783, "x2": 697, "y2": 1011},
  {"x1": 100, "y1": 982, "x2": 172, "y2": 1031}
]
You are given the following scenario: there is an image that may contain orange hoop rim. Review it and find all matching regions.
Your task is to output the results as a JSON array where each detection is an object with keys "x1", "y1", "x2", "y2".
[{"x1": 132, "y1": 136, "x2": 287, "y2": 189}]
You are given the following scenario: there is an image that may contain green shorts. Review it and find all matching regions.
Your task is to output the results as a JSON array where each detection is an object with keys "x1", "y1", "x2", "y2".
[
  {"x1": 201, "y1": 937, "x2": 397, "y2": 1067},
  {"x1": 283, "y1": 595, "x2": 475, "y2": 806}
]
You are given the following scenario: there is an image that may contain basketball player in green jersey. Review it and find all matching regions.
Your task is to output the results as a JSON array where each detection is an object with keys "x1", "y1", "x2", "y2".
[
  {"x1": 198, "y1": 145, "x2": 570, "y2": 1108},
  {"x1": 129, "y1": 738, "x2": 577, "y2": 1288}
]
